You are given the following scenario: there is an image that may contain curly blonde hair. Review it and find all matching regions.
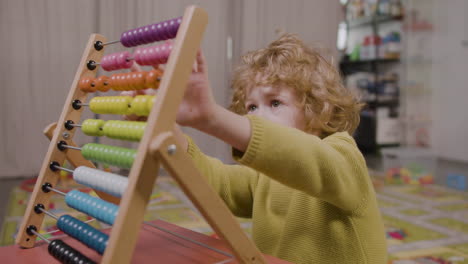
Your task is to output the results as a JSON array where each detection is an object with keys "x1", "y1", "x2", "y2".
[{"x1": 230, "y1": 33, "x2": 364, "y2": 137}]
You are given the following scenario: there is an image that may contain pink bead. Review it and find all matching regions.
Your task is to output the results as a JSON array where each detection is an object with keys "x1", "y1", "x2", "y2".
[
  {"x1": 101, "y1": 56, "x2": 111, "y2": 71},
  {"x1": 116, "y1": 51, "x2": 133, "y2": 69},
  {"x1": 134, "y1": 42, "x2": 172, "y2": 66}
]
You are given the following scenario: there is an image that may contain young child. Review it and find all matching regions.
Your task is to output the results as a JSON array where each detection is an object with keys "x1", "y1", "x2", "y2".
[{"x1": 135, "y1": 34, "x2": 387, "y2": 263}]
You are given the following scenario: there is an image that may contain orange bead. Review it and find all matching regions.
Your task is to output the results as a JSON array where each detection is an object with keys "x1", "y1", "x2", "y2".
[
  {"x1": 123, "y1": 73, "x2": 133, "y2": 91},
  {"x1": 134, "y1": 71, "x2": 147, "y2": 90},
  {"x1": 95, "y1": 75, "x2": 110, "y2": 92},
  {"x1": 78, "y1": 77, "x2": 97, "y2": 92},
  {"x1": 145, "y1": 69, "x2": 163, "y2": 89},
  {"x1": 110, "y1": 73, "x2": 123, "y2": 91}
]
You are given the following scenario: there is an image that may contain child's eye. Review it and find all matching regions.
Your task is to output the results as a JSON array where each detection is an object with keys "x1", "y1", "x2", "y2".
[
  {"x1": 247, "y1": 104, "x2": 257, "y2": 112},
  {"x1": 271, "y1": 100, "x2": 281, "y2": 107}
]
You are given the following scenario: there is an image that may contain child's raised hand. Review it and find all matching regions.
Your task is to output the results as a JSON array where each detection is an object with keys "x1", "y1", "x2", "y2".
[{"x1": 176, "y1": 50, "x2": 217, "y2": 130}]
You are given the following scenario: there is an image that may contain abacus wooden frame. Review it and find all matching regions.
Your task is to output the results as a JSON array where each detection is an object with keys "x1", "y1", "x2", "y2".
[{"x1": 17, "y1": 5, "x2": 266, "y2": 264}]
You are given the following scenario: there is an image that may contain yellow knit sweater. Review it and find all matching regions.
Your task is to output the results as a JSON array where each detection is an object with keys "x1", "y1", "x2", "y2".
[{"x1": 187, "y1": 115, "x2": 387, "y2": 264}]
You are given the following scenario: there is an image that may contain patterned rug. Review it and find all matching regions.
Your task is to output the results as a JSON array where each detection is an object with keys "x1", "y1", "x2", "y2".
[{"x1": 2, "y1": 172, "x2": 468, "y2": 263}]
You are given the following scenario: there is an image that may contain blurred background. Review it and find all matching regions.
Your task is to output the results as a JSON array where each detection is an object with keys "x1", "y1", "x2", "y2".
[{"x1": 1, "y1": 0, "x2": 467, "y2": 262}]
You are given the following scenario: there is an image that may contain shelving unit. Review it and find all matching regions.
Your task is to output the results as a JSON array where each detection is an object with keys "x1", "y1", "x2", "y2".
[{"x1": 338, "y1": 1, "x2": 404, "y2": 153}]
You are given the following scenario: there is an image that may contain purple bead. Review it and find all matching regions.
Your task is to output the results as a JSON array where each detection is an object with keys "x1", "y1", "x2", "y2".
[
  {"x1": 170, "y1": 17, "x2": 182, "y2": 38},
  {"x1": 141, "y1": 26, "x2": 153, "y2": 44},
  {"x1": 132, "y1": 29, "x2": 144, "y2": 46},
  {"x1": 120, "y1": 32, "x2": 132, "y2": 47},
  {"x1": 167, "y1": 19, "x2": 177, "y2": 38},
  {"x1": 160, "y1": 21, "x2": 171, "y2": 40},
  {"x1": 148, "y1": 23, "x2": 160, "y2": 42},
  {"x1": 125, "y1": 30, "x2": 137, "y2": 47},
  {"x1": 155, "y1": 23, "x2": 165, "y2": 41},
  {"x1": 136, "y1": 27, "x2": 146, "y2": 44}
]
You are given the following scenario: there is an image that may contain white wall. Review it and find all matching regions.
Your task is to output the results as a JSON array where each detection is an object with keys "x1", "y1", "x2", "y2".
[
  {"x1": 431, "y1": 0, "x2": 468, "y2": 162},
  {"x1": 0, "y1": 0, "x2": 341, "y2": 178}
]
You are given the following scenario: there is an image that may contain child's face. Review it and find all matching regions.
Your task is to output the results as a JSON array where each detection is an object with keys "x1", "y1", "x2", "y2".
[{"x1": 245, "y1": 85, "x2": 307, "y2": 131}]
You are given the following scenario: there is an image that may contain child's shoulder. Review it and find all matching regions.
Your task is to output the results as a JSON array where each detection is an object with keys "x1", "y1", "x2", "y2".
[
  {"x1": 323, "y1": 131, "x2": 361, "y2": 150},
  {"x1": 324, "y1": 131, "x2": 354, "y2": 142}
]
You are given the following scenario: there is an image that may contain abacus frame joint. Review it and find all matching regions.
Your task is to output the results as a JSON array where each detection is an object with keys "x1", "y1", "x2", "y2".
[{"x1": 167, "y1": 144, "x2": 177, "y2": 155}]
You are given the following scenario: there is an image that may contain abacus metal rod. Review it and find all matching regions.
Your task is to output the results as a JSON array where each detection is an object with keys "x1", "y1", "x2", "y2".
[
  {"x1": 143, "y1": 221, "x2": 233, "y2": 258},
  {"x1": 36, "y1": 206, "x2": 59, "y2": 220},
  {"x1": 61, "y1": 145, "x2": 82, "y2": 151},
  {"x1": 45, "y1": 185, "x2": 67, "y2": 196},
  {"x1": 52, "y1": 165, "x2": 74, "y2": 174},
  {"x1": 103, "y1": 40, "x2": 120, "y2": 46},
  {"x1": 29, "y1": 228, "x2": 51, "y2": 243}
]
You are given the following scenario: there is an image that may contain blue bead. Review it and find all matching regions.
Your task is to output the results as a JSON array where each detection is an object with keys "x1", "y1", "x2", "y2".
[
  {"x1": 57, "y1": 215, "x2": 109, "y2": 255},
  {"x1": 65, "y1": 190, "x2": 119, "y2": 225}
]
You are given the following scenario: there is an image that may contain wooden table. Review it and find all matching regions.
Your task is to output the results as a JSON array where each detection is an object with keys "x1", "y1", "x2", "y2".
[{"x1": 2, "y1": 219, "x2": 290, "y2": 263}]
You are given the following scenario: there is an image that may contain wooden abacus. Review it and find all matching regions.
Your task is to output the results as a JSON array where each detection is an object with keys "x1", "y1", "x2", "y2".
[{"x1": 16, "y1": 6, "x2": 268, "y2": 264}]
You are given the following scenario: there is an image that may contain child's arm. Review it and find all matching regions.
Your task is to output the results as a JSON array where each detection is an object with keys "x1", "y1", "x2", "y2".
[
  {"x1": 233, "y1": 115, "x2": 371, "y2": 214},
  {"x1": 175, "y1": 51, "x2": 252, "y2": 153},
  {"x1": 184, "y1": 134, "x2": 259, "y2": 218}
]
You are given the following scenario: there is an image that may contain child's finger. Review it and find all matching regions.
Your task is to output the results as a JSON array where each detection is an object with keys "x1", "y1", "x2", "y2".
[{"x1": 196, "y1": 50, "x2": 206, "y2": 73}]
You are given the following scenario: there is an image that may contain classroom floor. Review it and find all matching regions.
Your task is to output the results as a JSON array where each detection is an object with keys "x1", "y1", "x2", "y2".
[{"x1": 1, "y1": 163, "x2": 468, "y2": 263}]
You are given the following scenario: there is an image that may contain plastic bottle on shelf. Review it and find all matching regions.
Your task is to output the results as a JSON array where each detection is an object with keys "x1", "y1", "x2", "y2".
[
  {"x1": 390, "y1": 0, "x2": 403, "y2": 17},
  {"x1": 366, "y1": 35, "x2": 382, "y2": 60},
  {"x1": 360, "y1": 36, "x2": 370, "y2": 60},
  {"x1": 378, "y1": 0, "x2": 391, "y2": 16},
  {"x1": 383, "y1": 32, "x2": 401, "y2": 59}
]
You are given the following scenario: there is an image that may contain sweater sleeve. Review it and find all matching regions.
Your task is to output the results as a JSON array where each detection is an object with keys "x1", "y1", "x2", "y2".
[
  {"x1": 186, "y1": 136, "x2": 259, "y2": 218},
  {"x1": 233, "y1": 115, "x2": 371, "y2": 213}
]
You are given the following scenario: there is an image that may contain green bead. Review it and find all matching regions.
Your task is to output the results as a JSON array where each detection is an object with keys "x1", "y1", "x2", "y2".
[
  {"x1": 82, "y1": 143, "x2": 136, "y2": 169},
  {"x1": 89, "y1": 96, "x2": 132, "y2": 115},
  {"x1": 102, "y1": 120, "x2": 146, "y2": 142},
  {"x1": 81, "y1": 119, "x2": 105, "y2": 136},
  {"x1": 129, "y1": 95, "x2": 154, "y2": 116}
]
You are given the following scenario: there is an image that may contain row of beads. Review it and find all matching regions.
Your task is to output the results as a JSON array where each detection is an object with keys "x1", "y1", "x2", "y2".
[
  {"x1": 48, "y1": 240, "x2": 96, "y2": 264},
  {"x1": 133, "y1": 42, "x2": 172, "y2": 66},
  {"x1": 41, "y1": 14, "x2": 183, "y2": 264},
  {"x1": 65, "y1": 190, "x2": 119, "y2": 225},
  {"x1": 100, "y1": 42, "x2": 172, "y2": 71},
  {"x1": 74, "y1": 166, "x2": 128, "y2": 198},
  {"x1": 120, "y1": 17, "x2": 181, "y2": 47},
  {"x1": 81, "y1": 143, "x2": 136, "y2": 169},
  {"x1": 79, "y1": 69, "x2": 163, "y2": 93},
  {"x1": 89, "y1": 95, "x2": 155, "y2": 116},
  {"x1": 100, "y1": 51, "x2": 133, "y2": 71},
  {"x1": 56, "y1": 215, "x2": 108, "y2": 254},
  {"x1": 81, "y1": 119, "x2": 146, "y2": 142}
]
